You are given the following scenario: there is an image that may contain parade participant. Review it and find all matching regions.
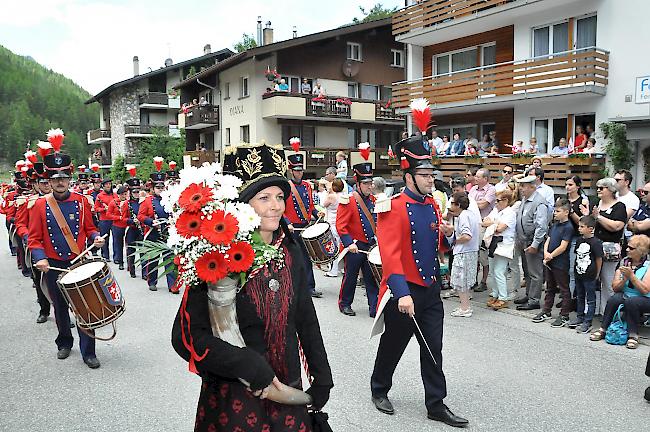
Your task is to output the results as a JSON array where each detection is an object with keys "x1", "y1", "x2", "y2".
[
  {"x1": 107, "y1": 186, "x2": 129, "y2": 270},
  {"x1": 172, "y1": 143, "x2": 333, "y2": 432},
  {"x1": 138, "y1": 167, "x2": 177, "y2": 292},
  {"x1": 1, "y1": 181, "x2": 17, "y2": 256},
  {"x1": 336, "y1": 162, "x2": 379, "y2": 317},
  {"x1": 28, "y1": 140, "x2": 105, "y2": 369},
  {"x1": 94, "y1": 178, "x2": 116, "y2": 261},
  {"x1": 124, "y1": 167, "x2": 144, "y2": 279},
  {"x1": 13, "y1": 171, "x2": 34, "y2": 275},
  {"x1": 284, "y1": 152, "x2": 325, "y2": 298},
  {"x1": 370, "y1": 98, "x2": 468, "y2": 428},
  {"x1": 90, "y1": 171, "x2": 102, "y2": 200},
  {"x1": 15, "y1": 166, "x2": 40, "y2": 280}
]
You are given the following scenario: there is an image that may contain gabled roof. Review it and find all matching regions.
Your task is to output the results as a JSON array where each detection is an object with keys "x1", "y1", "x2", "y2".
[
  {"x1": 85, "y1": 48, "x2": 234, "y2": 104},
  {"x1": 175, "y1": 18, "x2": 391, "y2": 89}
]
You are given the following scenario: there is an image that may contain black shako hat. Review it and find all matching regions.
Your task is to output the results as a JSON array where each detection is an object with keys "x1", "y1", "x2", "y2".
[
  {"x1": 223, "y1": 143, "x2": 290, "y2": 203},
  {"x1": 77, "y1": 173, "x2": 89, "y2": 181},
  {"x1": 43, "y1": 153, "x2": 72, "y2": 178},
  {"x1": 90, "y1": 172, "x2": 102, "y2": 182},
  {"x1": 13, "y1": 171, "x2": 22, "y2": 181},
  {"x1": 150, "y1": 172, "x2": 166, "y2": 184},
  {"x1": 125, "y1": 178, "x2": 141, "y2": 188},
  {"x1": 287, "y1": 153, "x2": 304, "y2": 171},
  {"x1": 353, "y1": 162, "x2": 374, "y2": 182},
  {"x1": 394, "y1": 133, "x2": 435, "y2": 172},
  {"x1": 166, "y1": 170, "x2": 179, "y2": 180}
]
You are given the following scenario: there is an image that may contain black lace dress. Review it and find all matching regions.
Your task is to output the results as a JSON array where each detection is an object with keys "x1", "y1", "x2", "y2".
[{"x1": 172, "y1": 230, "x2": 333, "y2": 432}]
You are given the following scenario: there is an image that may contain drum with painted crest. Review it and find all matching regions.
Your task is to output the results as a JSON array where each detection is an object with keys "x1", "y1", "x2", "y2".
[
  {"x1": 300, "y1": 222, "x2": 338, "y2": 265},
  {"x1": 368, "y1": 245, "x2": 382, "y2": 288},
  {"x1": 56, "y1": 256, "x2": 125, "y2": 337}
]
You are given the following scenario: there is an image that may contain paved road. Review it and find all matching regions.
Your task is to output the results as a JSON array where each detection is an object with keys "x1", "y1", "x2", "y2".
[{"x1": 1, "y1": 227, "x2": 649, "y2": 431}]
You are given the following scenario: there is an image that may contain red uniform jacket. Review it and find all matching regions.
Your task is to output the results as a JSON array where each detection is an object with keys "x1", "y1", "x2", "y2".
[
  {"x1": 28, "y1": 192, "x2": 99, "y2": 262},
  {"x1": 336, "y1": 192, "x2": 377, "y2": 247},
  {"x1": 283, "y1": 180, "x2": 318, "y2": 226},
  {"x1": 2, "y1": 191, "x2": 18, "y2": 221},
  {"x1": 14, "y1": 194, "x2": 38, "y2": 239},
  {"x1": 95, "y1": 190, "x2": 117, "y2": 221},
  {"x1": 137, "y1": 195, "x2": 167, "y2": 236},
  {"x1": 107, "y1": 199, "x2": 128, "y2": 228}
]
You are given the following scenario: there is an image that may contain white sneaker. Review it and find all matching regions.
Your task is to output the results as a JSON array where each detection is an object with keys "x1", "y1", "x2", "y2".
[
  {"x1": 450, "y1": 308, "x2": 473, "y2": 317},
  {"x1": 442, "y1": 289, "x2": 458, "y2": 299}
]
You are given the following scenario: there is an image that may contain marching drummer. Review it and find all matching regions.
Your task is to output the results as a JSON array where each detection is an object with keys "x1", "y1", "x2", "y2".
[
  {"x1": 283, "y1": 152, "x2": 324, "y2": 298},
  {"x1": 336, "y1": 162, "x2": 379, "y2": 317},
  {"x1": 27, "y1": 149, "x2": 105, "y2": 369},
  {"x1": 138, "y1": 171, "x2": 177, "y2": 293}
]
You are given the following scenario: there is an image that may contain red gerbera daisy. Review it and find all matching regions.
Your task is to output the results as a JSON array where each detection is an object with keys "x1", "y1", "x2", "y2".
[
  {"x1": 227, "y1": 242, "x2": 255, "y2": 273},
  {"x1": 195, "y1": 251, "x2": 229, "y2": 283},
  {"x1": 201, "y1": 210, "x2": 239, "y2": 245},
  {"x1": 176, "y1": 212, "x2": 203, "y2": 238},
  {"x1": 179, "y1": 183, "x2": 213, "y2": 213}
]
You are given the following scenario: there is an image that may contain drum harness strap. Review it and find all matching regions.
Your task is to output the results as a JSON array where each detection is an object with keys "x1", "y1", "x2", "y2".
[
  {"x1": 353, "y1": 191, "x2": 376, "y2": 237},
  {"x1": 45, "y1": 194, "x2": 81, "y2": 256},
  {"x1": 289, "y1": 181, "x2": 310, "y2": 223}
]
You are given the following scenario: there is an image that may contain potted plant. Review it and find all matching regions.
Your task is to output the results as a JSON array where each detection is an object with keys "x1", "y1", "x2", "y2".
[
  {"x1": 567, "y1": 153, "x2": 593, "y2": 165},
  {"x1": 511, "y1": 152, "x2": 533, "y2": 165},
  {"x1": 464, "y1": 154, "x2": 483, "y2": 165}
]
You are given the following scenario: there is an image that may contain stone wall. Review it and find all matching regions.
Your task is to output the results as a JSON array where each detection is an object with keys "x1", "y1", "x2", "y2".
[{"x1": 108, "y1": 85, "x2": 140, "y2": 161}]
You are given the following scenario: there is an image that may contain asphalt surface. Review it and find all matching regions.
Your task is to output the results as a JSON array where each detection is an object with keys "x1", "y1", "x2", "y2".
[{"x1": 1, "y1": 226, "x2": 649, "y2": 432}]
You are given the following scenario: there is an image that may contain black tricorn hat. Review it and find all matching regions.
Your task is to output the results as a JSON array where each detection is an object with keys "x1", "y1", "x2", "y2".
[
  {"x1": 126, "y1": 178, "x2": 141, "y2": 188},
  {"x1": 43, "y1": 153, "x2": 72, "y2": 178},
  {"x1": 150, "y1": 172, "x2": 166, "y2": 184},
  {"x1": 287, "y1": 153, "x2": 304, "y2": 171},
  {"x1": 353, "y1": 162, "x2": 374, "y2": 182},
  {"x1": 223, "y1": 143, "x2": 290, "y2": 203},
  {"x1": 394, "y1": 133, "x2": 435, "y2": 172}
]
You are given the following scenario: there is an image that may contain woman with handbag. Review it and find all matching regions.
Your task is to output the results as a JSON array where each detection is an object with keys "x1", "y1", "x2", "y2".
[
  {"x1": 482, "y1": 188, "x2": 517, "y2": 309},
  {"x1": 592, "y1": 178, "x2": 628, "y2": 314},
  {"x1": 589, "y1": 234, "x2": 650, "y2": 349},
  {"x1": 171, "y1": 144, "x2": 333, "y2": 431}
]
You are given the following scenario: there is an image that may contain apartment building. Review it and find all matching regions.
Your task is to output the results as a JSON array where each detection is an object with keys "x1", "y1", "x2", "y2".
[
  {"x1": 393, "y1": 0, "x2": 650, "y2": 186},
  {"x1": 176, "y1": 18, "x2": 407, "y2": 177},
  {"x1": 85, "y1": 46, "x2": 233, "y2": 165}
]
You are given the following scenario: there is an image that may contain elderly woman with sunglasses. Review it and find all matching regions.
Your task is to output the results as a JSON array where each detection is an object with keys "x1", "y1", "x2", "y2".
[
  {"x1": 592, "y1": 177, "x2": 628, "y2": 313},
  {"x1": 590, "y1": 234, "x2": 650, "y2": 349}
]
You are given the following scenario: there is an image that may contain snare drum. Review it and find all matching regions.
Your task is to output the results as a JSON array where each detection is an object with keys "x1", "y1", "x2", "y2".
[
  {"x1": 300, "y1": 222, "x2": 338, "y2": 265},
  {"x1": 367, "y1": 245, "x2": 382, "y2": 288},
  {"x1": 57, "y1": 257, "x2": 125, "y2": 334}
]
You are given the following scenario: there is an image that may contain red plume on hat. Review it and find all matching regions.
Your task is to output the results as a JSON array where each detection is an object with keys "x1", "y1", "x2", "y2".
[
  {"x1": 20, "y1": 166, "x2": 29, "y2": 177},
  {"x1": 47, "y1": 128, "x2": 65, "y2": 152},
  {"x1": 168, "y1": 160, "x2": 177, "y2": 170},
  {"x1": 37, "y1": 141, "x2": 53, "y2": 159},
  {"x1": 358, "y1": 142, "x2": 370, "y2": 161},
  {"x1": 78, "y1": 165, "x2": 86, "y2": 172},
  {"x1": 153, "y1": 156, "x2": 164, "y2": 172},
  {"x1": 24, "y1": 150, "x2": 38, "y2": 164},
  {"x1": 289, "y1": 137, "x2": 301, "y2": 153},
  {"x1": 91, "y1": 163, "x2": 100, "y2": 172},
  {"x1": 126, "y1": 164, "x2": 137, "y2": 177},
  {"x1": 410, "y1": 98, "x2": 432, "y2": 135},
  {"x1": 15, "y1": 160, "x2": 25, "y2": 170}
]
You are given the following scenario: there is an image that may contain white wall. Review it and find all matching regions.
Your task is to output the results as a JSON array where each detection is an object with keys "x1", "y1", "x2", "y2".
[
  {"x1": 315, "y1": 126, "x2": 348, "y2": 148},
  {"x1": 316, "y1": 79, "x2": 348, "y2": 98},
  {"x1": 219, "y1": 59, "x2": 258, "y2": 147},
  {"x1": 406, "y1": 44, "x2": 423, "y2": 81}
]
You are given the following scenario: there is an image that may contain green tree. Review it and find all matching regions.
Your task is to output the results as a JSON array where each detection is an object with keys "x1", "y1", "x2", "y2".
[
  {"x1": 110, "y1": 154, "x2": 127, "y2": 184},
  {"x1": 352, "y1": 3, "x2": 397, "y2": 23},
  {"x1": 134, "y1": 128, "x2": 185, "y2": 181},
  {"x1": 233, "y1": 33, "x2": 258, "y2": 53}
]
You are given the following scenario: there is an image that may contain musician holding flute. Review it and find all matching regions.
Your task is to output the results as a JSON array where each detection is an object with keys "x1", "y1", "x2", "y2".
[
  {"x1": 124, "y1": 176, "x2": 144, "y2": 279},
  {"x1": 137, "y1": 170, "x2": 177, "y2": 293},
  {"x1": 369, "y1": 128, "x2": 468, "y2": 426},
  {"x1": 172, "y1": 143, "x2": 333, "y2": 432},
  {"x1": 107, "y1": 186, "x2": 129, "y2": 271},
  {"x1": 283, "y1": 152, "x2": 324, "y2": 298},
  {"x1": 27, "y1": 148, "x2": 105, "y2": 369}
]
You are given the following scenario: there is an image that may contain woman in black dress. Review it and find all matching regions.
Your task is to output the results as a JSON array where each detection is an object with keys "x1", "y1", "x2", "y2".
[{"x1": 172, "y1": 143, "x2": 333, "y2": 432}]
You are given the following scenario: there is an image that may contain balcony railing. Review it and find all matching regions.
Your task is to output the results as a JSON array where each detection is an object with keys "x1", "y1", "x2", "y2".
[
  {"x1": 87, "y1": 129, "x2": 111, "y2": 143},
  {"x1": 185, "y1": 105, "x2": 219, "y2": 129},
  {"x1": 375, "y1": 103, "x2": 406, "y2": 122},
  {"x1": 125, "y1": 124, "x2": 154, "y2": 135},
  {"x1": 138, "y1": 92, "x2": 168, "y2": 106},
  {"x1": 306, "y1": 96, "x2": 352, "y2": 119},
  {"x1": 393, "y1": 47, "x2": 609, "y2": 108},
  {"x1": 392, "y1": 0, "x2": 517, "y2": 36}
]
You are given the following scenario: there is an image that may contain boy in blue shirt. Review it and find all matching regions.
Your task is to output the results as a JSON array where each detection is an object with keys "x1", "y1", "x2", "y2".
[
  {"x1": 569, "y1": 215, "x2": 603, "y2": 333},
  {"x1": 533, "y1": 198, "x2": 574, "y2": 326}
]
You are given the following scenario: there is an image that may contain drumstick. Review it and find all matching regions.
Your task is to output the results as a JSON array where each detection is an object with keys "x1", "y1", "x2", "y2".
[
  {"x1": 48, "y1": 266, "x2": 72, "y2": 273},
  {"x1": 71, "y1": 233, "x2": 108, "y2": 264},
  {"x1": 152, "y1": 219, "x2": 168, "y2": 227}
]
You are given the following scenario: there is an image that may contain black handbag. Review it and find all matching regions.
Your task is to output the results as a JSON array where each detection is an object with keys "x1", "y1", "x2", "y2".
[{"x1": 310, "y1": 410, "x2": 333, "y2": 432}]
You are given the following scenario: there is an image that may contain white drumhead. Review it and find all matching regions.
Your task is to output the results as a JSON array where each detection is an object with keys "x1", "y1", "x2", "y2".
[
  {"x1": 301, "y1": 222, "x2": 330, "y2": 239},
  {"x1": 368, "y1": 246, "x2": 382, "y2": 265},
  {"x1": 60, "y1": 261, "x2": 105, "y2": 284}
]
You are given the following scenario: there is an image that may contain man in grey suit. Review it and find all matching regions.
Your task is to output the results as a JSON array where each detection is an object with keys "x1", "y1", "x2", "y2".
[{"x1": 514, "y1": 175, "x2": 549, "y2": 310}]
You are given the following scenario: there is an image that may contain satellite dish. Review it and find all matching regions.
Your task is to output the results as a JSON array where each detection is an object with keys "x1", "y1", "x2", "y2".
[{"x1": 342, "y1": 60, "x2": 359, "y2": 78}]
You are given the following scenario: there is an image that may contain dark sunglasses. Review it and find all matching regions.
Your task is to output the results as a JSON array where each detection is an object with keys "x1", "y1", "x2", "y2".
[{"x1": 503, "y1": 170, "x2": 513, "y2": 174}]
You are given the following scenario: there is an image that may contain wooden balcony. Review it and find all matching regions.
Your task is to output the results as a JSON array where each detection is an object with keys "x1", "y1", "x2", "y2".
[
  {"x1": 125, "y1": 124, "x2": 154, "y2": 136},
  {"x1": 184, "y1": 105, "x2": 219, "y2": 130},
  {"x1": 393, "y1": 0, "x2": 524, "y2": 37},
  {"x1": 393, "y1": 47, "x2": 609, "y2": 109},
  {"x1": 138, "y1": 92, "x2": 168, "y2": 108},
  {"x1": 185, "y1": 150, "x2": 220, "y2": 167},
  {"x1": 87, "y1": 129, "x2": 111, "y2": 144},
  {"x1": 262, "y1": 93, "x2": 405, "y2": 125}
]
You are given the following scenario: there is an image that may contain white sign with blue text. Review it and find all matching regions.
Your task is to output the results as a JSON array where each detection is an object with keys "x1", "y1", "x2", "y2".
[{"x1": 636, "y1": 76, "x2": 650, "y2": 104}]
